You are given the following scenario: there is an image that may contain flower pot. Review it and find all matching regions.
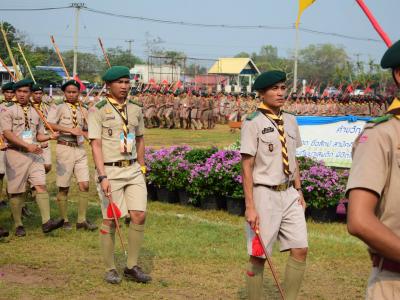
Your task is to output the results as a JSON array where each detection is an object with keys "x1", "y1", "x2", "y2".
[
  {"x1": 157, "y1": 187, "x2": 179, "y2": 203},
  {"x1": 200, "y1": 195, "x2": 219, "y2": 210},
  {"x1": 226, "y1": 196, "x2": 245, "y2": 216},
  {"x1": 146, "y1": 183, "x2": 158, "y2": 201},
  {"x1": 310, "y1": 206, "x2": 338, "y2": 223},
  {"x1": 217, "y1": 195, "x2": 227, "y2": 210},
  {"x1": 178, "y1": 189, "x2": 190, "y2": 206}
]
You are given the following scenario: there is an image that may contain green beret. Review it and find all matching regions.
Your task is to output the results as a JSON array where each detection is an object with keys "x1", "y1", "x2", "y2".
[
  {"x1": 253, "y1": 70, "x2": 286, "y2": 91},
  {"x1": 31, "y1": 84, "x2": 44, "y2": 92},
  {"x1": 1, "y1": 82, "x2": 14, "y2": 91},
  {"x1": 102, "y1": 66, "x2": 130, "y2": 82},
  {"x1": 13, "y1": 79, "x2": 34, "y2": 91},
  {"x1": 61, "y1": 80, "x2": 80, "y2": 91},
  {"x1": 381, "y1": 40, "x2": 400, "y2": 69}
]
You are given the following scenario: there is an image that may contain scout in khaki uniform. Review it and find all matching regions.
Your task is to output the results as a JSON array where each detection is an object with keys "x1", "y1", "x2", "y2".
[
  {"x1": 1, "y1": 79, "x2": 64, "y2": 237},
  {"x1": 47, "y1": 80, "x2": 96, "y2": 231},
  {"x1": 89, "y1": 66, "x2": 151, "y2": 284},
  {"x1": 347, "y1": 40, "x2": 400, "y2": 300},
  {"x1": 241, "y1": 71, "x2": 307, "y2": 300},
  {"x1": 31, "y1": 84, "x2": 52, "y2": 174}
]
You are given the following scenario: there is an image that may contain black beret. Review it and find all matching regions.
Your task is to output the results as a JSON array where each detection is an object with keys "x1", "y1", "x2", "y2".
[
  {"x1": 253, "y1": 70, "x2": 286, "y2": 91},
  {"x1": 61, "y1": 80, "x2": 80, "y2": 91},
  {"x1": 381, "y1": 40, "x2": 400, "y2": 69},
  {"x1": 13, "y1": 79, "x2": 34, "y2": 90},
  {"x1": 102, "y1": 66, "x2": 130, "y2": 82},
  {"x1": 31, "y1": 84, "x2": 44, "y2": 92},
  {"x1": 1, "y1": 82, "x2": 14, "y2": 91}
]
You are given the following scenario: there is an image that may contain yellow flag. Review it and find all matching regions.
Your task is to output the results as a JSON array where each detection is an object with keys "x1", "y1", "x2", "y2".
[{"x1": 296, "y1": 0, "x2": 316, "y2": 29}]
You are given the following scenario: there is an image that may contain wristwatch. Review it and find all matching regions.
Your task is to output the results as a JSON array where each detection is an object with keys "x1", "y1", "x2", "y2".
[{"x1": 98, "y1": 175, "x2": 107, "y2": 183}]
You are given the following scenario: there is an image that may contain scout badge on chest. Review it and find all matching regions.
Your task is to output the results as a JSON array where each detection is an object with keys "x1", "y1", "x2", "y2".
[
  {"x1": 268, "y1": 143, "x2": 274, "y2": 152},
  {"x1": 262, "y1": 127, "x2": 274, "y2": 134},
  {"x1": 108, "y1": 128, "x2": 113, "y2": 136}
]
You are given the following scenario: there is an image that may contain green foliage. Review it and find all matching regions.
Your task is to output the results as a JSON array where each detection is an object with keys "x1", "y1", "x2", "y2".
[
  {"x1": 30, "y1": 69, "x2": 63, "y2": 86},
  {"x1": 184, "y1": 147, "x2": 218, "y2": 163}
]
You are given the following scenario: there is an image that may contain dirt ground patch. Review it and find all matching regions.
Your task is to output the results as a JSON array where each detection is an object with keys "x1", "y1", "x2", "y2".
[{"x1": 0, "y1": 264, "x2": 67, "y2": 288}]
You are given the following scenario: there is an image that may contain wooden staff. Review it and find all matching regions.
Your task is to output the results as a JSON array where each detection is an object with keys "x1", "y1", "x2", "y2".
[
  {"x1": 0, "y1": 56, "x2": 17, "y2": 81},
  {"x1": 30, "y1": 101, "x2": 56, "y2": 135},
  {"x1": 17, "y1": 43, "x2": 36, "y2": 84},
  {"x1": 1, "y1": 23, "x2": 22, "y2": 80},
  {"x1": 98, "y1": 37, "x2": 111, "y2": 67},
  {"x1": 50, "y1": 35, "x2": 71, "y2": 80}
]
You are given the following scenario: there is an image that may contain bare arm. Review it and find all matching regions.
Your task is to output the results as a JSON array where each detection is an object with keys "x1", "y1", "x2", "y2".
[
  {"x1": 242, "y1": 154, "x2": 258, "y2": 229},
  {"x1": 347, "y1": 188, "x2": 400, "y2": 262},
  {"x1": 48, "y1": 123, "x2": 85, "y2": 136},
  {"x1": 3, "y1": 130, "x2": 42, "y2": 154},
  {"x1": 294, "y1": 158, "x2": 306, "y2": 210},
  {"x1": 91, "y1": 139, "x2": 111, "y2": 197},
  {"x1": 136, "y1": 136, "x2": 145, "y2": 166}
]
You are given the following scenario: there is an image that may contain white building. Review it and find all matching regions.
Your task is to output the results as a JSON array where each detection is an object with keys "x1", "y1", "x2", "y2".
[{"x1": 130, "y1": 64, "x2": 181, "y2": 84}]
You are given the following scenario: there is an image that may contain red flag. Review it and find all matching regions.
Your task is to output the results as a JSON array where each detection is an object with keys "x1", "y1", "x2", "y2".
[
  {"x1": 251, "y1": 234, "x2": 265, "y2": 257},
  {"x1": 161, "y1": 79, "x2": 168, "y2": 85},
  {"x1": 73, "y1": 75, "x2": 86, "y2": 92},
  {"x1": 107, "y1": 202, "x2": 121, "y2": 219}
]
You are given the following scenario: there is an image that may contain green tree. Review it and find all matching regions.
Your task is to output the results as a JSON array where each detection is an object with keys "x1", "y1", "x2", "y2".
[{"x1": 30, "y1": 69, "x2": 63, "y2": 86}]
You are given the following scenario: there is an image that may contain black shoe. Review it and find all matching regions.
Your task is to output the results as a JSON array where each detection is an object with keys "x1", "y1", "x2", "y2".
[
  {"x1": 124, "y1": 217, "x2": 131, "y2": 227},
  {"x1": 0, "y1": 201, "x2": 7, "y2": 209},
  {"x1": 42, "y1": 219, "x2": 64, "y2": 233},
  {"x1": 0, "y1": 227, "x2": 9, "y2": 238},
  {"x1": 15, "y1": 226, "x2": 26, "y2": 237},
  {"x1": 104, "y1": 269, "x2": 121, "y2": 284},
  {"x1": 22, "y1": 206, "x2": 33, "y2": 218},
  {"x1": 76, "y1": 220, "x2": 98, "y2": 231},
  {"x1": 124, "y1": 266, "x2": 152, "y2": 283},
  {"x1": 63, "y1": 221, "x2": 72, "y2": 230}
]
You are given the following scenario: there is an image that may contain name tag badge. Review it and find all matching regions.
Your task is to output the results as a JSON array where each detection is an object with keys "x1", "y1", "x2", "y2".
[
  {"x1": 77, "y1": 135, "x2": 85, "y2": 145},
  {"x1": 22, "y1": 130, "x2": 33, "y2": 144},
  {"x1": 119, "y1": 132, "x2": 135, "y2": 153}
]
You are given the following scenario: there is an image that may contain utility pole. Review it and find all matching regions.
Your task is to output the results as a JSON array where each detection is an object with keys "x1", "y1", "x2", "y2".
[
  {"x1": 72, "y1": 3, "x2": 86, "y2": 77},
  {"x1": 125, "y1": 39, "x2": 134, "y2": 66}
]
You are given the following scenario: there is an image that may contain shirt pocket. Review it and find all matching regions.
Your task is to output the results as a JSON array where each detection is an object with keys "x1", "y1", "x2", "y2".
[
  {"x1": 259, "y1": 135, "x2": 279, "y2": 156},
  {"x1": 60, "y1": 116, "x2": 73, "y2": 127},
  {"x1": 102, "y1": 119, "x2": 120, "y2": 138}
]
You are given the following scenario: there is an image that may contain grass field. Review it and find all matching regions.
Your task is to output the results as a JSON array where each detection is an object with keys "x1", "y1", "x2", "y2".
[{"x1": 0, "y1": 125, "x2": 370, "y2": 299}]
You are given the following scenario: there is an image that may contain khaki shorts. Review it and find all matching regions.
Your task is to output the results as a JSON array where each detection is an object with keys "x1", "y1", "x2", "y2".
[
  {"x1": 246, "y1": 185, "x2": 308, "y2": 257},
  {"x1": 41, "y1": 145, "x2": 52, "y2": 166},
  {"x1": 96, "y1": 163, "x2": 147, "y2": 220},
  {"x1": 56, "y1": 144, "x2": 89, "y2": 187},
  {"x1": 366, "y1": 267, "x2": 400, "y2": 300},
  {"x1": 0, "y1": 150, "x2": 5, "y2": 174},
  {"x1": 5, "y1": 149, "x2": 45, "y2": 194}
]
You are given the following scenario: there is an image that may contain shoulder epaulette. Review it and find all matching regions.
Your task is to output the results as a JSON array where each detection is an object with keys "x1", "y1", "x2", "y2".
[
  {"x1": 54, "y1": 98, "x2": 64, "y2": 105},
  {"x1": 283, "y1": 110, "x2": 295, "y2": 116},
  {"x1": 95, "y1": 99, "x2": 107, "y2": 109},
  {"x1": 367, "y1": 114, "x2": 393, "y2": 125},
  {"x1": 82, "y1": 103, "x2": 89, "y2": 110},
  {"x1": 246, "y1": 111, "x2": 260, "y2": 121},
  {"x1": 129, "y1": 99, "x2": 143, "y2": 107},
  {"x1": 5, "y1": 102, "x2": 14, "y2": 107}
]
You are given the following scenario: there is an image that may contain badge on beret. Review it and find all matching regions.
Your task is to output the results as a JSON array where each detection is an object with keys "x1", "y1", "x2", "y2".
[
  {"x1": 262, "y1": 127, "x2": 274, "y2": 134},
  {"x1": 108, "y1": 128, "x2": 113, "y2": 136},
  {"x1": 268, "y1": 143, "x2": 274, "y2": 152}
]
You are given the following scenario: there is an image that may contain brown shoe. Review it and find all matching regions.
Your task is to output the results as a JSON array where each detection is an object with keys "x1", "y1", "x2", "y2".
[
  {"x1": 63, "y1": 221, "x2": 72, "y2": 230},
  {"x1": 124, "y1": 266, "x2": 152, "y2": 283},
  {"x1": 42, "y1": 219, "x2": 64, "y2": 233},
  {"x1": 15, "y1": 226, "x2": 26, "y2": 237},
  {"x1": 76, "y1": 220, "x2": 98, "y2": 231}
]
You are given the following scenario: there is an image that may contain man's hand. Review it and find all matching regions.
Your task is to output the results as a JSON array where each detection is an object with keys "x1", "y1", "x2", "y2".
[
  {"x1": 26, "y1": 144, "x2": 43, "y2": 155},
  {"x1": 245, "y1": 207, "x2": 259, "y2": 230},
  {"x1": 101, "y1": 178, "x2": 112, "y2": 200},
  {"x1": 49, "y1": 132, "x2": 60, "y2": 140},
  {"x1": 297, "y1": 191, "x2": 307, "y2": 211},
  {"x1": 69, "y1": 127, "x2": 84, "y2": 136}
]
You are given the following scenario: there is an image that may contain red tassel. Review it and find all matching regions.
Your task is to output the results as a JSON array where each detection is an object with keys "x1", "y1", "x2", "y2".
[
  {"x1": 107, "y1": 202, "x2": 121, "y2": 219},
  {"x1": 252, "y1": 234, "x2": 265, "y2": 257}
]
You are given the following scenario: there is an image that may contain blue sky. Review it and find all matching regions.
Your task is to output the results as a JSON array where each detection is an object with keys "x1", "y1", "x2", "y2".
[{"x1": 1, "y1": 0, "x2": 398, "y2": 63}]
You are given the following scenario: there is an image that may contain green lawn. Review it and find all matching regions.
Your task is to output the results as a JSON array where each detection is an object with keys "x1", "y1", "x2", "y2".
[{"x1": 0, "y1": 125, "x2": 370, "y2": 299}]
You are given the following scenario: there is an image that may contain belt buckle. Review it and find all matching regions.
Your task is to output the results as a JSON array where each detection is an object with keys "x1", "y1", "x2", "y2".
[
  {"x1": 277, "y1": 183, "x2": 288, "y2": 192},
  {"x1": 121, "y1": 160, "x2": 130, "y2": 167}
]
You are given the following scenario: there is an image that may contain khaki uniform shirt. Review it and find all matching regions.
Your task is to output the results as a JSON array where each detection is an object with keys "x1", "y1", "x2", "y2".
[
  {"x1": 240, "y1": 111, "x2": 302, "y2": 185},
  {"x1": 1, "y1": 102, "x2": 44, "y2": 144},
  {"x1": 346, "y1": 116, "x2": 400, "y2": 251},
  {"x1": 47, "y1": 101, "x2": 87, "y2": 143},
  {"x1": 88, "y1": 98, "x2": 144, "y2": 163}
]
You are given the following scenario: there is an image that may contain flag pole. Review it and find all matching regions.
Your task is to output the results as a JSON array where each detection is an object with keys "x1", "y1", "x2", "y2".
[{"x1": 293, "y1": 25, "x2": 300, "y2": 93}]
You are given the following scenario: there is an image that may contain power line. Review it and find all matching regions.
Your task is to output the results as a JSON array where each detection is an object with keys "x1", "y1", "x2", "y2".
[{"x1": 0, "y1": 5, "x2": 381, "y2": 43}]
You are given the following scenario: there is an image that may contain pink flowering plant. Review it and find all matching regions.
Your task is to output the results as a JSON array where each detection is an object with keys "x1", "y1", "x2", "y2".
[{"x1": 299, "y1": 158, "x2": 348, "y2": 209}]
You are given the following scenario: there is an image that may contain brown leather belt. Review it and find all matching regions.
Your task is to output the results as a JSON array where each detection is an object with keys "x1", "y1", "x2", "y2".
[
  {"x1": 7, "y1": 145, "x2": 28, "y2": 153},
  {"x1": 104, "y1": 159, "x2": 137, "y2": 168},
  {"x1": 57, "y1": 140, "x2": 78, "y2": 147},
  {"x1": 372, "y1": 254, "x2": 400, "y2": 273},
  {"x1": 255, "y1": 181, "x2": 294, "y2": 192}
]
